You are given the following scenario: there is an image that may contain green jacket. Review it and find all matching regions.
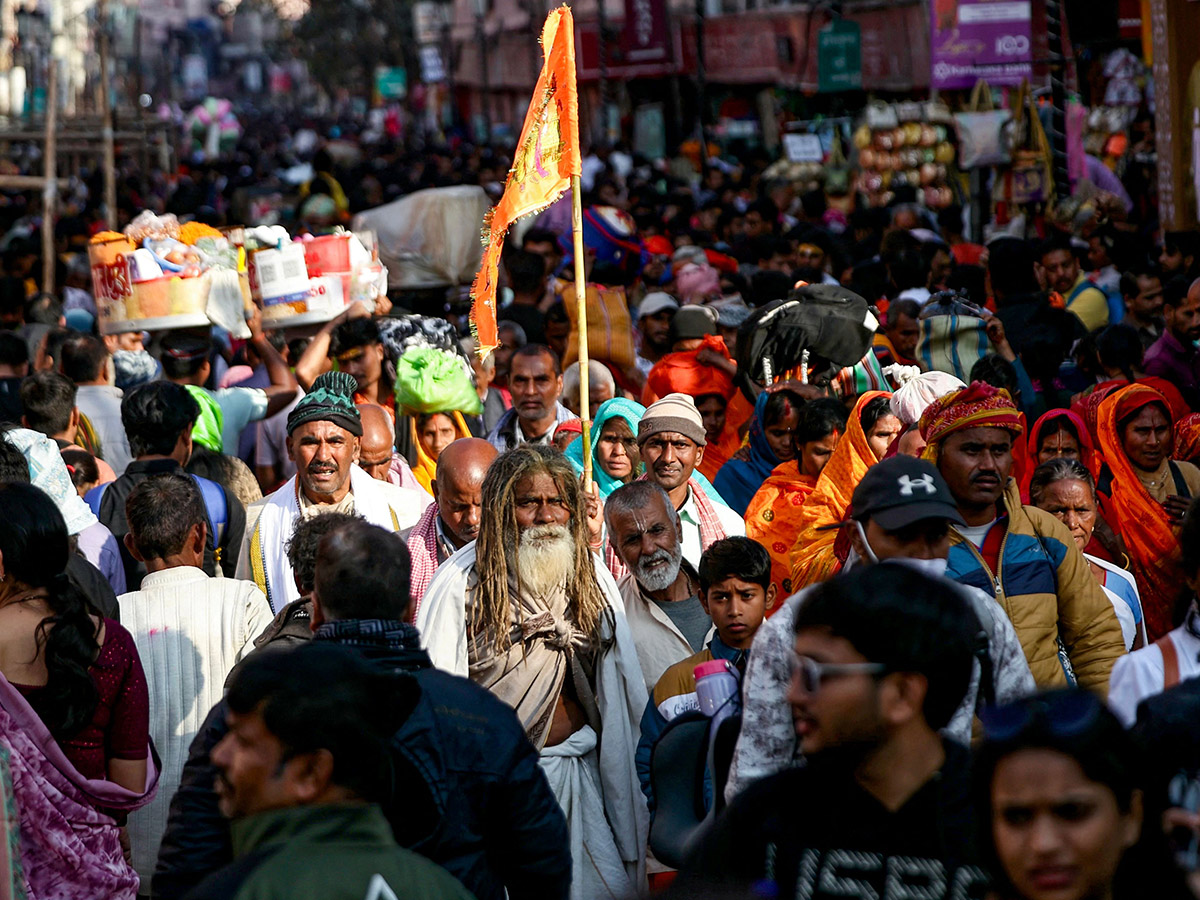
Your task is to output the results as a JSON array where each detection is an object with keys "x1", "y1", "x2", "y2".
[{"x1": 183, "y1": 804, "x2": 475, "y2": 900}]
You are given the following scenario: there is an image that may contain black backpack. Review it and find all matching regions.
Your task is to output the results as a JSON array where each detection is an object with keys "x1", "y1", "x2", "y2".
[{"x1": 735, "y1": 283, "x2": 877, "y2": 389}]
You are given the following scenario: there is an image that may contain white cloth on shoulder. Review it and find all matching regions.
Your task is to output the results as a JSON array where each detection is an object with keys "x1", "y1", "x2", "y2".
[
  {"x1": 418, "y1": 544, "x2": 650, "y2": 891},
  {"x1": 540, "y1": 726, "x2": 633, "y2": 900}
]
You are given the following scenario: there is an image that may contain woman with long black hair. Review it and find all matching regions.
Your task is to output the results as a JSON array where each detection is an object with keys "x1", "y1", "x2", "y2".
[{"x1": 0, "y1": 482, "x2": 156, "y2": 898}]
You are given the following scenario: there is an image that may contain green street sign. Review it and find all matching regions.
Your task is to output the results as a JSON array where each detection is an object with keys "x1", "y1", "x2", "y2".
[
  {"x1": 374, "y1": 67, "x2": 407, "y2": 100},
  {"x1": 817, "y1": 20, "x2": 862, "y2": 93}
]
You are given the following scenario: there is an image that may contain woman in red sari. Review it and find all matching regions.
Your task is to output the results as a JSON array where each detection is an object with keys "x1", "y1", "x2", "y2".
[{"x1": 1095, "y1": 384, "x2": 1200, "y2": 640}]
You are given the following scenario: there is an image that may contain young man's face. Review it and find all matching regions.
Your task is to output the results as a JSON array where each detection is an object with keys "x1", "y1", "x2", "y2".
[
  {"x1": 885, "y1": 314, "x2": 921, "y2": 360},
  {"x1": 787, "y1": 628, "x2": 887, "y2": 758},
  {"x1": 937, "y1": 427, "x2": 1013, "y2": 514},
  {"x1": 1166, "y1": 284, "x2": 1200, "y2": 343},
  {"x1": 1125, "y1": 275, "x2": 1163, "y2": 319},
  {"x1": 212, "y1": 707, "x2": 306, "y2": 819},
  {"x1": 336, "y1": 342, "x2": 383, "y2": 392},
  {"x1": 1040, "y1": 249, "x2": 1080, "y2": 295},
  {"x1": 696, "y1": 395, "x2": 727, "y2": 444},
  {"x1": 701, "y1": 576, "x2": 773, "y2": 647},
  {"x1": 509, "y1": 351, "x2": 563, "y2": 426},
  {"x1": 1159, "y1": 243, "x2": 1187, "y2": 276},
  {"x1": 640, "y1": 432, "x2": 702, "y2": 493},
  {"x1": 852, "y1": 517, "x2": 951, "y2": 562},
  {"x1": 640, "y1": 311, "x2": 675, "y2": 353},
  {"x1": 524, "y1": 239, "x2": 561, "y2": 278}
]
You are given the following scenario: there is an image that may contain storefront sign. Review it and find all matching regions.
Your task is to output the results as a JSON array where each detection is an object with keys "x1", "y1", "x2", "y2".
[
  {"x1": 623, "y1": 0, "x2": 671, "y2": 63},
  {"x1": 374, "y1": 67, "x2": 407, "y2": 100},
  {"x1": 930, "y1": 0, "x2": 1032, "y2": 90},
  {"x1": 818, "y1": 20, "x2": 862, "y2": 92}
]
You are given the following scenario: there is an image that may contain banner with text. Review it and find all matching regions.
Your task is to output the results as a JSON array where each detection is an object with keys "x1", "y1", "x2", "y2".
[{"x1": 931, "y1": 0, "x2": 1032, "y2": 90}]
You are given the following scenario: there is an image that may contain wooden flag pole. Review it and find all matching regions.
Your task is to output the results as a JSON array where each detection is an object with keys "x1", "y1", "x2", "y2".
[{"x1": 570, "y1": 173, "x2": 591, "y2": 485}]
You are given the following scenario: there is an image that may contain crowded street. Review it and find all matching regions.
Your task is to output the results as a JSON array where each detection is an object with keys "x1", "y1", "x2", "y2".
[{"x1": 0, "y1": 0, "x2": 1199, "y2": 897}]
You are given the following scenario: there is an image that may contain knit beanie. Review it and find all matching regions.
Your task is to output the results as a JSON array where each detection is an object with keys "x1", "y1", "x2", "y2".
[
  {"x1": 638, "y1": 392, "x2": 706, "y2": 447},
  {"x1": 287, "y1": 371, "x2": 363, "y2": 437}
]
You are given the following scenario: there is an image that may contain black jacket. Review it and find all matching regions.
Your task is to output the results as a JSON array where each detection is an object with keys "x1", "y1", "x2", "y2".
[
  {"x1": 97, "y1": 458, "x2": 244, "y2": 590},
  {"x1": 673, "y1": 741, "x2": 988, "y2": 899},
  {"x1": 153, "y1": 619, "x2": 572, "y2": 900},
  {"x1": 994, "y1": 291, "x2": 1084, "y2": 386}
]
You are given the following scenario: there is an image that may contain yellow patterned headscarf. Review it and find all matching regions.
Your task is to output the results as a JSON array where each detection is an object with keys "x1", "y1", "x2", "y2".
[{"x1": 919, "y1": 382, "x2": 1024, "y2": 463}]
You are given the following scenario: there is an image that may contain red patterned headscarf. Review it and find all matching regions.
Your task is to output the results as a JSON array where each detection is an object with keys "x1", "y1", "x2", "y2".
[{"x1": 919, "y1": 382, "x2": 1024, "y2": 463}]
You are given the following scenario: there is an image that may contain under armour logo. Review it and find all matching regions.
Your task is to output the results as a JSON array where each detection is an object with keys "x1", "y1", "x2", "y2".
[{"x1": 898, "y1": 474, "x2": 936, "y2": 496}]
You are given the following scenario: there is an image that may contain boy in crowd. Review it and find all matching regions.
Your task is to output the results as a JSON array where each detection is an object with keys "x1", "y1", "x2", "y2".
[{"x1": 636, "y1": 536, "x2": 774, "y2": 817}]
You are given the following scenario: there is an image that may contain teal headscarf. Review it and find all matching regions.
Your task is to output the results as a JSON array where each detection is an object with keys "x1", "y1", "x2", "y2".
[{"x1": 565, "y1": 397, "x2": 645, "y2": 498}]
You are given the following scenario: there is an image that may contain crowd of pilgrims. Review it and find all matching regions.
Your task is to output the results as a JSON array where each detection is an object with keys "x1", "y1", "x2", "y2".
[{"x1": 2, "y1": 142, "x2": 1200, "y2": 900}]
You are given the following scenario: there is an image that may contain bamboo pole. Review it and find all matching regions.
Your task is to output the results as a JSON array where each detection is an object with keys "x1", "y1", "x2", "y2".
[
  {"x1": 570, "y1": 173, "x2": 591, "y2": 484},
  {"x1": 42, "y1": 55, "x2": 58, "y2": 296}
]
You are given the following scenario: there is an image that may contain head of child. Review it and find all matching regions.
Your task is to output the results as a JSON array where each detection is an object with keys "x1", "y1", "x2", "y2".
[{"x1": 697, "y1": 536, "x2": 774, "y2": 650}]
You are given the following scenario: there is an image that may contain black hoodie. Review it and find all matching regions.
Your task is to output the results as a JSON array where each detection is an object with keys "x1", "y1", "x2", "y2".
[{"x1": 675, "y1": 740, "x2": 989, "y2": 899}]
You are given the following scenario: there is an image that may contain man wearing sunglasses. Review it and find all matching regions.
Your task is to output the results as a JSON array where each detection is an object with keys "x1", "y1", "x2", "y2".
[
  {"x1": 677, "y1": 564, "x2": 991, "y2": 898},
  {"x1": 724, "y1": 456, "x2": 1034, "y2": 802}
]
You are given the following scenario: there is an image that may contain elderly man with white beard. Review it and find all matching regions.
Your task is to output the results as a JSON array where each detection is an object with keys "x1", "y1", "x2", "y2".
[
  {"x1": 417, "y1": 444, "x2": 649, "y2": 900},
  {"x1": 605, "y1": 481, "x2": 714, "y2": 691}
]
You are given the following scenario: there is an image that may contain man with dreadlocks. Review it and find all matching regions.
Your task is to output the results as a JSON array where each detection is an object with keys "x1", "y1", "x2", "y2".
[{"x1": 418, "y1": 444, "x2": 649, "y2": 900}]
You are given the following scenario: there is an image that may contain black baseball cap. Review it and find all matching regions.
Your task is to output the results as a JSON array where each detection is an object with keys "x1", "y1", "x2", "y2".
[{"x1": 848, "y1": 456, "x2": 965, "y2": 531}]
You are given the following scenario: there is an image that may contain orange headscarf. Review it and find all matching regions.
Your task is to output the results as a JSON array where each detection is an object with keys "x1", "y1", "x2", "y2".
[
  {"x1": 745, "y1": 462, "x2": 820, "y2": 609},
  {"x1": 1096, "y1": 383, "x2": 1182, "y2": 641},
  {"x1": 1175, "y1": 413, "x2": 1200, "y2": 465},
  {"x1": 789, "y1": 390, "x2": 891, "y2": 589},
  {"x1": 409, "y1": 410, "x2": 471, "y2": 495}
]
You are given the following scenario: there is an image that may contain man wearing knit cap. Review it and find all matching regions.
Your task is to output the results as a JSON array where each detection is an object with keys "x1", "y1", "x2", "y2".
[
  {"x1": 920, "y1": 381, "x2": 1125, "y2": 691},
  {"x1": 610, "y1": 393, "x2": 743, "y2": 576},
  {"x1": 236, "y1": 372, "x2": 430, "y2": 614}
]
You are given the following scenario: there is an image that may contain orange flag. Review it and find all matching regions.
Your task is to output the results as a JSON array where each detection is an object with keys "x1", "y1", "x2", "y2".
[{"x1": 470, "y1": 6, "x2": 582, "y2": 355}]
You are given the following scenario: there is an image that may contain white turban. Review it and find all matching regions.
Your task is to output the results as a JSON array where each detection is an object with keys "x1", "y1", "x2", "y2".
[{"x1": 889, "y1": 371, "x2": 966, "y2": 427}]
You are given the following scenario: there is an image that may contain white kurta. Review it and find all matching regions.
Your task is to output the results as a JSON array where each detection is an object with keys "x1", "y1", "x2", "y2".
[
  {"x1": 1109, "y1": 615, "x2": 1200, "y2": 727},
  {"x1": 235, "y1": 465, "x2": 431, "y2": 612},
  {"x1": 418, "y1": 545, "x2": 650, "y2": 896},
  {"x1": 118, "y1": 566, "x2": 274, "y2": 886}
]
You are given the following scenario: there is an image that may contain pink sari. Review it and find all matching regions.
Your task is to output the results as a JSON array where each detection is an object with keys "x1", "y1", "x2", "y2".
[{"x1": 0, "y1": 673, "x2": 158, "y2": 899}]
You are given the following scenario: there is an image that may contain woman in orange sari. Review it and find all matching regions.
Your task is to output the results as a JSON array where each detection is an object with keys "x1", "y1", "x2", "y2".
[
  {"x1": 1096, "y1": 383, "x2": 1200, "y2": 640},
  {"x1": 789, "y1": 391, "x2": 900, "y2": 589},
  {"x1": 745, "y1": 398, "x2": 848, "y2": 604},
  {"x1": 409, "y1": 410, "x2": 472, "y2": 495}
]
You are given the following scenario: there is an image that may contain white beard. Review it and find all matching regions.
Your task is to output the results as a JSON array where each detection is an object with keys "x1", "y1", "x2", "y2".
[
  {"x1": 516, "y1": 524, "x2": 575, "y2": 597},
  {"x1": 635, "y1": 543, "x2": 683, "y2": 592}
]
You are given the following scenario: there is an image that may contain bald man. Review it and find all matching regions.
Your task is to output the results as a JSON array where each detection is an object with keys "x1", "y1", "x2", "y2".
[
  {"x1": 406, "y1": 437, "x2": 498, "y2": 618},
  {"x1": 357, "y1": 403, "x2": 424, "y2": 493}
]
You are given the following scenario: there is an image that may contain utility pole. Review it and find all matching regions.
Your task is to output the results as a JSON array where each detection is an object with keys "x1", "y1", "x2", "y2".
[
  {"x1": 1043, "y1": 0, "x2": 1068, "y2": 201},
  {"x1": 42, "y1": 14, "x2": 57, "y2": 295},
  {"x1": 694, "y1": 0, "x2": 706, "y2": 146},
  {"x1": 473, "y1": 0, "x2": 492, "y2": 144},
  {"x1": 97, "y1": 0, "x2": 115, "y2": 228}
]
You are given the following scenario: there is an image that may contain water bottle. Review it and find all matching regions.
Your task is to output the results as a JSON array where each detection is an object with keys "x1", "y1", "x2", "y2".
[{"x1": 693, "y1": 659, "x2": 740, "y2": 728}]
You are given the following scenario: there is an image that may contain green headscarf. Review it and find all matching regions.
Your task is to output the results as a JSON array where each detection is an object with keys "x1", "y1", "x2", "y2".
[{"x1": 185, "y1": 385, "x2": 225, "y2": 453}]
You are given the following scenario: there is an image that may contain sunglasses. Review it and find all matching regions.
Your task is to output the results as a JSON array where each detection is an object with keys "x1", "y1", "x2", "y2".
[
  {"x1": 789, "y1": 653, "x2": 887, "y2": 694},
  {"x1": 979, "y1": 691, "x2": 1103, "y2": 743}
]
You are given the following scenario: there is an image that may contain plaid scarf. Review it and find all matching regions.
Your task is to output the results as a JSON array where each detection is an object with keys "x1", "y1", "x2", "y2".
[
  {"x1": 407, "y1": 503, "x2": 442, "y2": 623},
  {"x1": 314, "y1": 618, "x2": 424, "y2": 653}
]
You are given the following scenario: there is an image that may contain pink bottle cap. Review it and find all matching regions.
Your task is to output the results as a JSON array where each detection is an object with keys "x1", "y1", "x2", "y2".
[{"x1": 693, "y1": 659, "x2": 731, "y2": 679}]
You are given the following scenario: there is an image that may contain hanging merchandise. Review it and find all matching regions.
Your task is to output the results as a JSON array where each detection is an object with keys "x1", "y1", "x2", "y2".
[
  {"x1": 1001, "y1": 80, "x2": 1053, "y2": 206},
  {"x1": 852, "y1": 101, "x2": 958, "y2": 209},
  {"x1": 954, "y1": 80, "x2": 1012, "y2": 169}
]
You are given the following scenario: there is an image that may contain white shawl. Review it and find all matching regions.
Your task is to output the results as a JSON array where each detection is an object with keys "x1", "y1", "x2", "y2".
[
  {"x1": 418, "y1": 545, "x2": 650, "y2": 889},
  {"x1": 246, "y1": 465, "x2": 422, "y2": 612}
]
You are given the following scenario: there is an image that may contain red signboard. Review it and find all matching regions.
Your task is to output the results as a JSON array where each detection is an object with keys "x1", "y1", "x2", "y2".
[{"x1": 623, "y1": 0, "x2": 671, "y2": 64}]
